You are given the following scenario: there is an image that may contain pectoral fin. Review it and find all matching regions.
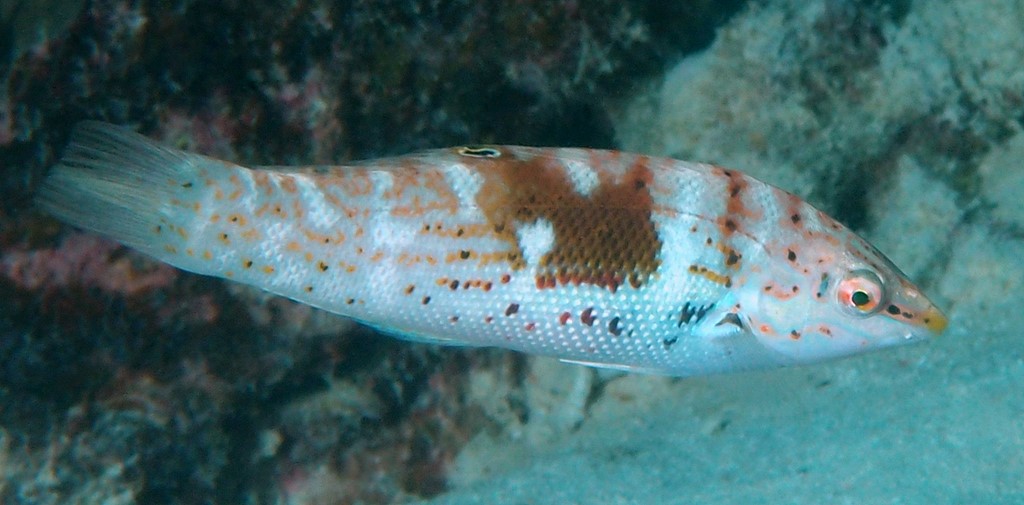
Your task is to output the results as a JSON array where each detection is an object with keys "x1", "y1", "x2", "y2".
[{"x1": 692, "y1": 296, "x2": 751, "y2": 340}]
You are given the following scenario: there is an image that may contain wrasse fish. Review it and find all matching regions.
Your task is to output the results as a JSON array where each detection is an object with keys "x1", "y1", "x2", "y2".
[{"x1": 36, "y1": 122, "x2": 947, "y2": 376}]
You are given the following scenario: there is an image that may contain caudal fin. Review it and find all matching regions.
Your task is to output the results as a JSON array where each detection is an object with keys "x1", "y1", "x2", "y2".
[{"x1": 36, "y1": 122, "x2": 202, "y2": 252}]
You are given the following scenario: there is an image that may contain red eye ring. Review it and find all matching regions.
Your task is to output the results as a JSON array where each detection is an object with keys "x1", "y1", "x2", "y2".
[{"x1": 837, "y1": 269, "x2": 885, "y2": 316}]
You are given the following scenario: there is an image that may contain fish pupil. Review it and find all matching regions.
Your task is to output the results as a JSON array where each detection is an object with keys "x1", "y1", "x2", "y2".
[{"x1": 851, "y1": 290, "x2": 871, "y2": 307}]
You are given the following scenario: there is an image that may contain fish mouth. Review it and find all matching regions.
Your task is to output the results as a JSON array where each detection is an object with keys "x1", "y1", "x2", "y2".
[
  {"x1": 915, "y1": 304, "x2": 948, "y2": 335},
  {"x1": 897, "y1": 300, "x2": 947, "y2": 338},
  {"x1": 888, "y1": 286, "x2": 948, "y2": 338}
]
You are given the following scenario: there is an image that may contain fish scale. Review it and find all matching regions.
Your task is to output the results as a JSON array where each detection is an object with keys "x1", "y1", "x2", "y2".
[{"x1": 36, "y1": 122, "x2": 947, "y2": 376}]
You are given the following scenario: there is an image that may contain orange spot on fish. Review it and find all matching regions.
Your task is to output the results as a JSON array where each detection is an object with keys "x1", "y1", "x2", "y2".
[
  {"x1": 397, "y1": 252, "x2": 411, "y2": 266},
  {"x1": 301, "y1": 229, "x2": 344, "y2": 245},
  {"x1": 762, "y1": 282, "x2": 799, "y2": 301},
  {"x1": 339, "y1": 172, "x2": 374, "y2": 197},
  {"x1": 687, "y1": 264, "x2": 732, "y2": 288},
  {"x1": 251, "y1": 171, "x2": 271, "y2": 193},
  {"x1": 428, "y1": 222, "x2": 491, "y2": 238},
  {"x1": 445, "y1": 249, "x2": 476, "y2": 263},
  {"x1": 477, "y1": 251, "x2": 511, "y2": 266}
]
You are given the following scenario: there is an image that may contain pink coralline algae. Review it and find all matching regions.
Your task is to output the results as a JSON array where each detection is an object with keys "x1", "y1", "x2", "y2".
[{"x1": 0, "y1": 232, "x2": 177, "y2": 296}]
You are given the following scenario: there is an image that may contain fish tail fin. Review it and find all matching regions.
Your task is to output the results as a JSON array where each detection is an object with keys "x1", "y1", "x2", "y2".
[{"x1": 35, "y1": 121, "x2": 216, "y2": 258}]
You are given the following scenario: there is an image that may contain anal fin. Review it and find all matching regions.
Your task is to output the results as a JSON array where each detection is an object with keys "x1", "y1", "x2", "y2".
[{"x1": 559, "y1": 358, "x2": 666, "y2": 375}]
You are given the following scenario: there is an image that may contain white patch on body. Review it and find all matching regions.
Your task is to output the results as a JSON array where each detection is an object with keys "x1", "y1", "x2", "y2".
[
  {"x1": 565, "y1": 159, "x2": 599, "y2": 197},
  {"x1": 236, "y1": 168, "x2": 260, "y2": 208},
  {"x1": 267, "y1": 172, "x2": 290, "y2": 192},
  {"x1": 442, "y1": 163, "x2": 483, "y2": 210},
  {"x1": 293, "y1": 174, "x2": 340, "y2": 229},
  {"x1": 516, "y1": 218, "x2": 555, "y2": 267},
  {"x1": 367, "y1": 171, "x2": 404, "y2": 250},
  {"x1": 371, "y1": 216, "x2": 414, "y2": 254}
]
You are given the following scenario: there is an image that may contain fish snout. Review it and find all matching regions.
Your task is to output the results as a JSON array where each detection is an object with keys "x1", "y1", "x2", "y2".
[{"x1": 890, "y1": 286, "x2": 948, "y2": 339}]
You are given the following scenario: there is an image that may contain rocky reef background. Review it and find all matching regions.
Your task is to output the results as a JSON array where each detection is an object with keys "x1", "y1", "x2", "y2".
[
  {"x1": 2, "y1": 0, "x2": 1023, "y2": 504},
  {"x1": 0, "y1": 1, "x2": 743, "y2": 503}
]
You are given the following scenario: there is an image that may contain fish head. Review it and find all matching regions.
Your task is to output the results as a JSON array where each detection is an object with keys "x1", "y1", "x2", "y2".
[{"x1": 739, "y1": 211, "x2": 947, "y2": 365}]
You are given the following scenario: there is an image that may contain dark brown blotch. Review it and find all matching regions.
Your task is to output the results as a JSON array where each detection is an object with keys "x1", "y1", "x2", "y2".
[
  {"x1": 608, "y1": 316, "x2": 623, "y2": 336},
  {"x1": 581, "y1": 307, "x2": 596, "y2": 326},
  {"x1": 473, "y1": 152, "x2": 662, "y2": 293},
  {"x1": 725, "y1": 250, "x2": 741, "y2": 267}
]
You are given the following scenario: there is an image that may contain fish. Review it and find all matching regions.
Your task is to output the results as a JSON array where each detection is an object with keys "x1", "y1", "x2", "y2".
[{"x1": 35, "y1": 121, "x2": 947, "y2": 376}]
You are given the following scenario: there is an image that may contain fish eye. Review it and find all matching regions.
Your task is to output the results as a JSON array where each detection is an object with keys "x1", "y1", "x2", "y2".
[{"x1": 837, "y1": 269, "x2": 885, "y2": 316}]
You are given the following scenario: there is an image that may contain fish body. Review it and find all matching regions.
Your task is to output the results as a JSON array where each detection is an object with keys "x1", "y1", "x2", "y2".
[{"x1": 36, "y1": 122, "x2": 946, "y2": 376}]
